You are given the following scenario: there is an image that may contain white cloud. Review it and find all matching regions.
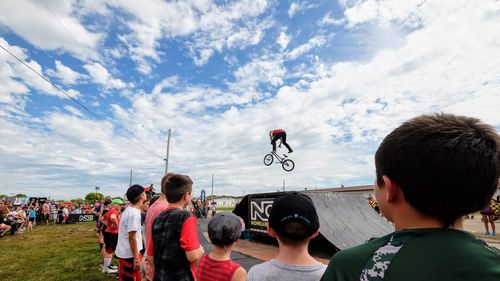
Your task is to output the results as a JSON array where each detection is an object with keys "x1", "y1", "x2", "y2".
[
  {"x1": 83, "y1": 62, "x2": 129, "y2": 90},
  {"x1": 0, "y1": 1, "x2": 104, "y2": 59},
  {"x1": 109, "y1": 0, "x2": 271, "y2": 70},
  {"x1": 2, "y1": 1, "x2": 500, "y2": 199},
  {"x1": 342, "y1": 0, "x2": 436, "y2": 29},
  {"x1": 287, "y1": 35, "x2": 327, "y2": 60},
  {"x1": 288, "y1": 1, "x2": 317, "y2": 18},
  {"x1": 277, "y1": 31, "x2": 292, "y2": 50},
  {"x1": 319, "y1": 13, "x2": 346, "y2": 26},
  {"x1": 232, "y1": 57, "x2": 286, "y2": 89},
  {"x1": 193, "y1": 49, "x2": 214, "y2": 66},
  {"x1": 47, "y1": 60, "x2": 87, "y2": 85},
  {"x1": 0, "y1": 37, "x2": 78, "y2": 106}
]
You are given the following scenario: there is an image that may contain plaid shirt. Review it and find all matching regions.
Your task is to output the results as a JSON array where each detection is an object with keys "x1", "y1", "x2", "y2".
[{"x1": 152, "y1": 208, "x2": 195, "y2": 281}]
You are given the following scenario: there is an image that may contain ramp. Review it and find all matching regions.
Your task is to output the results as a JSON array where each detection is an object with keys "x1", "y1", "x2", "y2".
[{"x1": 306, "y1": 192, "x2": 393, "y2": 249}]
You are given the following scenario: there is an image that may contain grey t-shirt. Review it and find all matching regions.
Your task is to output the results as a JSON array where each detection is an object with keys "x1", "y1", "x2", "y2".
[{"x1": 247, "y1": 259, "x2": 326, "y2": 281}]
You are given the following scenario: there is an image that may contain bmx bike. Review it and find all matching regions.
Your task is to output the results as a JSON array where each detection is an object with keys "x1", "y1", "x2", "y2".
[{"x1": 263, "y1": 151, "x2": 295, "y2": 172}]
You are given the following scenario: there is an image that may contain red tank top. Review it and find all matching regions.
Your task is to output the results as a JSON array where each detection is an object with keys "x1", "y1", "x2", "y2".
[{"x1": 197, "y1": 254, "x2": 241, "y2": 281}]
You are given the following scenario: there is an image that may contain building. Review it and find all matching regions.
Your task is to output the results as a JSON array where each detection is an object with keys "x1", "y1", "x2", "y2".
[{"x1": 208, "y1": 195, "x2": 243, "y2": 207}]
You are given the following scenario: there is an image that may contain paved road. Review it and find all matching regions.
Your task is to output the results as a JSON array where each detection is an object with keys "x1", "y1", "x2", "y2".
[{"x1": 197, "y1": 218, "x2": 262, "y2": 271}]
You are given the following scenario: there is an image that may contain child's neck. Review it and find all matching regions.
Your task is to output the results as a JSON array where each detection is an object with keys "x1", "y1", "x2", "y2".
[
  {"x1": 208, "y1": 246, "x2": 232, "y2": 261},
  {"x1": 168, "y1": 201, "x2": 186, "y2": 209},
  {"x1": 275, "y1": 240, "x2": 318, "y2": 265},
  {"x1": 131, "y1": 202, "x2": 143, "y2": 209}
]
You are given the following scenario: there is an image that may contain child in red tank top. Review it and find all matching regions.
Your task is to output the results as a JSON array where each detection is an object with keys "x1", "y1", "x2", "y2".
[{"x1": 197, "y1": 213, "x2": 246, "y2": 281}]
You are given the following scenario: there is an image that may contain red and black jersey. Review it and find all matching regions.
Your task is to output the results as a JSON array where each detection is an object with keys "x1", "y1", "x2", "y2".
[
  {"x1": 271, "y1": 129, "x2": 284, "y2": 136},
  {"x1": 152, "y1": 208, "x2": 200, "y2": 281}
]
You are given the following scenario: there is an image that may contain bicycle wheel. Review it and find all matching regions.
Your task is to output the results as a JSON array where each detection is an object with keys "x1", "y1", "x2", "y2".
[
  {"x1": 282, "y1": 159, "x2": 295, "y2": 171},
  {"x1": 263, "y1": 154, "x2": 273, "y2": 166}
]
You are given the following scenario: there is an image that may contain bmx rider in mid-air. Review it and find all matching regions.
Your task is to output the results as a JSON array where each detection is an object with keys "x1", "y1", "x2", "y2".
[{"x1": 269, "y1": 129, "x2": 293, "y2": 154}]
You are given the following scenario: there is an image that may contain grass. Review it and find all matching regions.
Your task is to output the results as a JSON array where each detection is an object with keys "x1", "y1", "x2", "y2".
[{"x1": 0, "y1": 222, "x2": 115, "y2": 281}]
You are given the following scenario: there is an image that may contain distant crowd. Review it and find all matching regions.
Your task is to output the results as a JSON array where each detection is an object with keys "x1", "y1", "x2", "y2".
[{"x1": 0, "y1": 199, "x2": 94, "y2": 237}]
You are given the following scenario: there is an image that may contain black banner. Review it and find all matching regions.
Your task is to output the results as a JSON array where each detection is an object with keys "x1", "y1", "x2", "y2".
[
  {"x1": 67, "y1": 214, "x2": 97, "y2": 224},
  {"x1": 249, "y1": 197, "x2": 274, "y2": 233}
]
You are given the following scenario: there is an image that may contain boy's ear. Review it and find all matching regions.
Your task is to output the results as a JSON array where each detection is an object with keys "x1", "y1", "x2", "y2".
[
  {"x1": 383, "y1": 175, "x2": 403, "y2": 204},
  {"x1": 182, "y1": 192, "x2": 190, "y2": 202},
  {"x1": 310, "y1": 230, "x2": 319, "y2": 239},
  {"x1": 266, "y1": 223, "x2": 277, "y2": 238}
]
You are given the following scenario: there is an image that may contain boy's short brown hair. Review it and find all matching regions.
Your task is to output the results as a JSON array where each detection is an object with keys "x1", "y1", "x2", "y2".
[
  {"x1": 164, "y1": 174, "x2": 193, "y2": 203},
  {"x1": 375, "y1": 113, "x2": 500, "y2": 227},
  {"x1": 161, "y1": 172, "x2": 176, "y2": 195}
]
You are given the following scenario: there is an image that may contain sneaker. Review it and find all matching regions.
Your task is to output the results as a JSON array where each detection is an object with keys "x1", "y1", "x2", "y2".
[
  {"x1": 491, "y1": 232, "x2": 496, "y2": 236},
  {"x1": 109, "y1": 265, "x2": 118, "y2": 270},
  {"x1": 102, "y1": 266, "x2": 118, "y2": 274},
  {"x1": 272, "y1": 150, "x2": 276, "y2": 153},
  {"x1": 485, "y1": 231, "x2": 490, "y2": 235},
  {"x1": 288, "y1": 150, "x2": 293, "y2": 154}
]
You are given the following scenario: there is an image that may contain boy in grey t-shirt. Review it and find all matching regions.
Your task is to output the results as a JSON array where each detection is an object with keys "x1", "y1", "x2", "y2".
[{"x1": 247, "y1": 192, "x2": 326, "y2": 281}]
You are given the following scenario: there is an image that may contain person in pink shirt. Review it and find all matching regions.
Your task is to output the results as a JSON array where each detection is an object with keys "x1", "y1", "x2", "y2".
[
  {"x1": 144, "y1": 173, "x2": 172, "y2": 280},
  {"x1": 42, "y1": 201, "x2": 50, "y2": 225}
]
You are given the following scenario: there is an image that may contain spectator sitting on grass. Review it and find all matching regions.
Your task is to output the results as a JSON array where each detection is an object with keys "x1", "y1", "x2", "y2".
[
  {"x1": 0, "y1": 206, "x2": 12, "y2": 237},
  {"x1": 247, "y1": 192, "x2": 326, "y2": 281},
  {"x1": 197, "y1": 212, "x2": 246, "y2": 281},
  {"x1": 320, "y1": 113, "x2": 500, "y2": 281}
]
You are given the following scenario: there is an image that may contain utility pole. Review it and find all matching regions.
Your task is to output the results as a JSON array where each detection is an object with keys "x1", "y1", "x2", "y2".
[
  {"x1": 164, "y1": 128, "x2": 171, "y2": 175},
  {"x1": 129, "y1": 170, "x2": 133, "y2": 186},
  {"x1": 211, "y1": 174, "x2": 214, "y2": 199}
]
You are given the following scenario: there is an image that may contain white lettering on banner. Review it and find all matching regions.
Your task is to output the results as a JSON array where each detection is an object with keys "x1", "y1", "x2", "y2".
[
  {"x1": 78, "y1": 215, "x2": 94, "y2": 222},
  {"x1": 250, "y1": 200, "x2": 273, "y2": 221}
]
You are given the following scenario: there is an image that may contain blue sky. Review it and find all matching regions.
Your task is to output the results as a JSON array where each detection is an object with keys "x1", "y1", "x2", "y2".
[{"x1": 1, "y1": 0, "x2": 499, "y2": 199}]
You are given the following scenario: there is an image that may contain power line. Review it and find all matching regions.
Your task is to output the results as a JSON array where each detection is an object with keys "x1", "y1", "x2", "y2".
[
  {"x1": 41, "y1": 0, "x2": 80, "y2": 46},
  {"x1": 0, "y1": 43, "x2": 164, "y2": 160},
  {"x1": 0, "y1": 44, "x2": 98, "y2": 118}
]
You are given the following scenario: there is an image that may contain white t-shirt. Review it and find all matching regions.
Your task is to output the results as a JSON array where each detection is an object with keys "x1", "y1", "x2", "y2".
[{"x1": 115, "y1": 206, "x2": 143, "y2": 259}]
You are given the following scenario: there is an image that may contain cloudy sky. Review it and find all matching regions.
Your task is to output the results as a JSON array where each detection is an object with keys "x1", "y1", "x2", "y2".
[{"x1": 1, "y1": 0, "x2": 499, "y2": 199}]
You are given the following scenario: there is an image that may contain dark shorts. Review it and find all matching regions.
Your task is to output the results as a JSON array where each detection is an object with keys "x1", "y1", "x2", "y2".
[
  {"x1": 29, "y1": 217, "x2": 35, "y2": 222},
  {"x1": 44, "y1": 214, "x2": 50, "y2": 221},
  {"x1": 104, "y1": 232, "x2": 118, "y2": 252},
  {"x1": 118, "y1": 256, "x2": 142, "y2": 281}
]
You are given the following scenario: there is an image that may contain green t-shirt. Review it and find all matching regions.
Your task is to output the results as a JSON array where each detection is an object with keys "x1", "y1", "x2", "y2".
[{"x1": 321, "y1": 228, "x2": 500, "y2": 281}]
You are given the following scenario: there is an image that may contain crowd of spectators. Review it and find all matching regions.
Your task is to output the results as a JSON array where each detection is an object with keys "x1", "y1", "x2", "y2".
[{"x1": 0, "y1": 198, "x2": 95, "y2": 237}]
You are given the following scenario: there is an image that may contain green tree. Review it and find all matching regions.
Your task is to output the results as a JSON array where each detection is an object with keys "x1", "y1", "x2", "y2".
[
  {"x1": 71, "y1": 198, "x2": 86, "y2": 205},
  {"x1": 84, "y1": 192, "x2": 104, "y2": 202},
  {"x1": 0, "y1": 194, "x2": 7, "y2": 199},
  {"x1": 15, "y1": 193, "x2": 27, "y2": 198}
]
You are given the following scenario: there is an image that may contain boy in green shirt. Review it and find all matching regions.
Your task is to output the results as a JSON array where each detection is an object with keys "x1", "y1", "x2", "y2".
[{"x1": 321, "y1": 113, "x2": 500, "y2": 281}]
